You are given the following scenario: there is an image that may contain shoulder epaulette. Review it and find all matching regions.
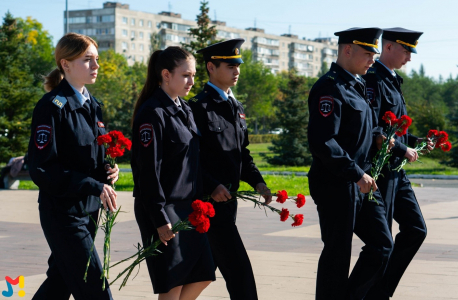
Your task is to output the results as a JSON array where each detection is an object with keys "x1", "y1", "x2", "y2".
[
  {"x1": 188, "y1": 97, "x2": 199, "y2": 103},
  {"x1": 51, "y1": 94, "x2": 67, "y2": 109},
  {"x1": 367, "y1": 65, "x2": 377, "y2": 74},
  {"x1": 92, "y1": 96, "x2": 104, "y2": 107},
  {"x1": 326, "y1": 74, "x2": 335, "y2": 81}
]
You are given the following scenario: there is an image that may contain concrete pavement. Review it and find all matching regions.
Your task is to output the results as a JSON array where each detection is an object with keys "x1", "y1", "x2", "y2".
[{"x1": 1, "y1": 187, "x2": 458, "y2": 299}]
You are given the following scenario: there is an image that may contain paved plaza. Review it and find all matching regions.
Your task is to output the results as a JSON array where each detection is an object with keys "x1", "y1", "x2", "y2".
[{"x1": 1, "y1": 186, "x2": 458, "y2": 299}]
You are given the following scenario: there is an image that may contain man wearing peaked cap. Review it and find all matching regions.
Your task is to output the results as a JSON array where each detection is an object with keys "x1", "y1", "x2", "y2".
[
  {"x1": 363, "y1": 28, "x2": 430, "y2": 300},
  {"x1": 308, "y1": 27, "x2": 394, "y2": 300},
  {"x1": 189, "y1": 39, "x2": 272, "y2": 300}
]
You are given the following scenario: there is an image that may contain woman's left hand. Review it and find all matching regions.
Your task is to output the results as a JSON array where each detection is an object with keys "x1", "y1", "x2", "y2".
[{"x1": 105, "y1": 163, "x2": 119, "y2": 184}]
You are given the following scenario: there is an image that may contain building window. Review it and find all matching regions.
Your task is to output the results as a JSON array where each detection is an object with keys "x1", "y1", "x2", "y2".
[
  {"x1": 131, "y1": 43, "x2": 135, "y2": 50},
  {"x1": 101, "y1": 15, "x2": 114, "y2": 22},
  {"x1": 171, "y1": 23, "x2": 191, "y2": 32},
  {"x1": 131, "y1": 18, "x2": 135, "y2": 26},
  {"x1": 131, "y1": 31, "x2": 135, "y2": 38},
  {"x1": 139, "y1": 56, "x2": 144, "y2": 63},
  {"x1": 139, "y1": 20, "x2": 144, "y2": 27},
  {"x1": 132, "y1": 55, "x2": 136, "y2": 61},
  {"x1": 148, "y1": 21, "x2": 152, "y2": 28},
  {"x1": 139, "y1": 32, "x2": 144, "y2": 39},
  {"x1": 217, "y1": 30, "x2": 241, "y2": 39},
  {"x1": 122, "y1": 29, "x2": 128, "y2": 37},
  {"x1": 69, "y1": 17, "x2": 85, "y2": 24},
  {"x1": 253, "y1": 37, "x2": 280, "y2": 46},
  {"x1": 139, "y1": 44, "x2": 144, "y2": 52},
  {"x1": 122, "y1": 17, "x2": 128, "y2": 24},
  {"x1": 122, "y1": 42, "x2": 128, "y2": 50}
]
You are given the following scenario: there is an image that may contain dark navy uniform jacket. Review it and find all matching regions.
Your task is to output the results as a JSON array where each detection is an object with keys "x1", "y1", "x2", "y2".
[
  {"x1": 189, "y1": 83, "x2": 264, "y2": 197},
  {"x1": 28, "y1": 78, "x2": 109, "y2": 215},
  {"x1": 308, "y1": 62, "x2": 379, "y2": 182},
  {"x1": 131, "y1": 88, "x2": 201, "y2": 229},
  {"x1": 363, "y1": 60, "x2": 418, "y2": 167}
]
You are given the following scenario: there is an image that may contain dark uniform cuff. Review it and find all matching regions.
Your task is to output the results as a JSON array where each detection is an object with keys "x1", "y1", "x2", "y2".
[{"x1": 392, "y1": 139, "x2": 408, "y2": 157}]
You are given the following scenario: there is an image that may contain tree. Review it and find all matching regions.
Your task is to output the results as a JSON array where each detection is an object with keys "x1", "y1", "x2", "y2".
[
  {"x1": 149, "y1": 31, "x2": 162, "y2": 56},
  {"x1": 232, "y1": 50, "x2": 278, "y2": 133},
  {"x1": 182, "y1": 0, "x2": 218, "y2": 95},
  {"x1": 262, "y1": 70, "x2": 316, "y2": 166},
  {"x1": 0, "y1": 13, "x2": 54, "y2": 163},
  {"x1": 317, "y1": 61, "x2": 328, "y2": 78}
]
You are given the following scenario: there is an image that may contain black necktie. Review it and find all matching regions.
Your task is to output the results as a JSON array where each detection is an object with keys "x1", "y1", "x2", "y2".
[
  {"x1": 83, "y1": 99, "x2": 91, "y2": 113},
  {"x1": 228, "y1": 96, "x2": 237, "y2": 117}
]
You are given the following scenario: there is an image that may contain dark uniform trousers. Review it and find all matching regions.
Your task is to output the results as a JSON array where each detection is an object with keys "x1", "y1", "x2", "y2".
[
  {"x1": 363, "y1": 62, "x2": 427, "y2": 299},
  {"x1": 28, "y1": 79, "x2": 112, "y2": 300},
  {"x1": 308, "y1": 63, "x2": 394, "y2": 300},
  {"x1": 309, "y1": 177, "x2": 393, "y2": 300},
  {"x1": 34, "y1": 207, "x2": 112, "y2": 300},
  {"x1": 190, "y1": 83, "x2": 265, "y2": 300}
]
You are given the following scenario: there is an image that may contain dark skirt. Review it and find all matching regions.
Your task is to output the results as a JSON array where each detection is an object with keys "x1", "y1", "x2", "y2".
[{"x1": 134, "y1": 198, "x2": 216, "y2": 294}]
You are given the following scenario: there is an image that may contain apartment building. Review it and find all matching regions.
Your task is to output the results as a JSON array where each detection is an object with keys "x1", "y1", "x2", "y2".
[{"x1": 65, "y1": 1, "x2": 340, "y2": 77}]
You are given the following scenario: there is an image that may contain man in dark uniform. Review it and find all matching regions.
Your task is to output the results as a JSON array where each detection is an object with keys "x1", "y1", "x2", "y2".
[
  {"x1": 189, "y1": 38, "x2": 272, "y2": 300},
  {"x1": 308, "y1": 27, "x2": 394, "y2": 300},
  {"x1": 363, "y1": 28, "x2": 431, "y2": 300}
]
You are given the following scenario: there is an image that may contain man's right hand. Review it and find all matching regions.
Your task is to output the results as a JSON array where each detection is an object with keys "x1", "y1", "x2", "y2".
[
  {"x1": 211, "y1": 184, "x2": 232, "y2": 202},
  {"x1": 357, "y1": 173, "x2": 378, "y2": 194},
  {"x1": 404, "y1": 147, "x2": 419, "y2": 162}
]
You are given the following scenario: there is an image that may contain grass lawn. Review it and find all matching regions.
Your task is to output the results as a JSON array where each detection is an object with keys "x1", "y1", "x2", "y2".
[{"x1": 17, "y1": 143, "x2": 457, "y2": 192}]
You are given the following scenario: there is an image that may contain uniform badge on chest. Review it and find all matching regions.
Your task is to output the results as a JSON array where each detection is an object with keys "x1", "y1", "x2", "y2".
[
  {"x1": 319, "y1": 96, "x2": 334, "y2": 117},
  {"x1": 139, "y1": 123, "x2": 153, "y2": 147},
  {"x1": 366, "y1": 88, "x2": 375, "y2": 104},
  {"x1": 239, "y1": 113, "x2": 246, "y2": 119},
  {"x1": 35, "y1": 125, "x2": 52, "y2": 150}
]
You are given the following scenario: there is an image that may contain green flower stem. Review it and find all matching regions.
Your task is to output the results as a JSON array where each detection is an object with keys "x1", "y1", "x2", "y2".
[
  {"x1": 110, "y1": 219, "x2": 193, "y2": 290},
  {"x1": 83, "y1": 205, "x2": 103, "y2": 282}
]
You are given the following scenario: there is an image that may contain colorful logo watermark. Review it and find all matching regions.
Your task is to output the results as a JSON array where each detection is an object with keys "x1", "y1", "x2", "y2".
[{"x1": 2, "y1": 276, "x2": 25, "y2": 298}]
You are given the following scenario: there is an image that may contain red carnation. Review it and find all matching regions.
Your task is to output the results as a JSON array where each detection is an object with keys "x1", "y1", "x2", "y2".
[
  {"x1": 280, "y1": 208, "x2": 290, "y2": 222},
  {"x1": 195, "y1": 217, "x2": 210, "y2": 233},
  {"x1": 191, "y1": 199, "x2": 207, "y2": 214},
  {"x1": 397, "y1": 115, "x2": 412, "y2": 128},
  {"x1": 440, "y1": 141, "x2": 452, "y2": 152},
  {"x1": 97, "y1": 134, "x2": 112, "y2": 146},
  {"x1": 204, "y1": 202, "x2": 215, "y2": 218},
  {"x1": 427, "y1": 129, "x2": 439, "y2": 139},
  {"x1": 276, "y1": 190, "x2": 288, "y2": 204},
  {"x1": 119, "y1": 137, "x2": 132, "y2": 151},
  {"x1": 106, "y1": 145, "x2": 125, "y2": 158},
  {"x1": 437, "y1": 131, "x2": 449, "y2": 145},
  {"x1": 395, "y1": 126, "x2": 408, "y2": 137},
  {"x1": 296, "y1": 194, "x2": 306, "y2": 208},
  {"x1": 382, "y1": 111, "x2": 397, "y2": 124},
  {"x1": 189, "y1": 211, "x2": 207, "y2": 226},
  {"x1": 292, "y1": 214, "x2": 304, "y2": 227}
]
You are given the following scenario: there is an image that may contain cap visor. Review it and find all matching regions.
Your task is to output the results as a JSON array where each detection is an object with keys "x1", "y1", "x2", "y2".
[
  {"x1": 357, "y1": 44, "x2": 380, "y2": 54},
  {"x1": 216, "y1": 58, "x2": 244, "y2": 64},
  {"x1": 400, "y1": 44, "x2": 417, "y2": 53}
]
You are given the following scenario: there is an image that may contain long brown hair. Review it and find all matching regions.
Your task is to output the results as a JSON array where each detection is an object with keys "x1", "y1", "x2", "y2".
[
  {"x1": 132, "y1": 47, "x2": 194, "y2": 122},
  {"x1": 44, "y1": 33, "x2": 98, "y2": 92}
]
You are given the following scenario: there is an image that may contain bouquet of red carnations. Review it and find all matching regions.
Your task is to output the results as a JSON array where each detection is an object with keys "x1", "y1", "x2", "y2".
[
  {"x1": 393, "y1": 129, "x2": 452, "y2": 172},
  {"x1": 369, "y1": 111, "x2": 412, "y2": 202},
  {"x1": 109, "y1": 200, "x2": 215, "y2": 290},
  {"x1": 84, "y1": 130, "x2": 132, "y2": 290},
  {"x1": 211, "y1": 189, "x2": 305, "y2": 227}
]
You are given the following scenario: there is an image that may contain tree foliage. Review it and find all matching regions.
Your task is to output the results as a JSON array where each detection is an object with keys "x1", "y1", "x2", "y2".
[
  {"x1": 233, "y1": 50, "x2": 279, "y2": 133},
  {"x1": 182, "y1": 0, "x2": 218, "y2": 96},
  {"x1": 263, "y1": 70, "x2": 317, "y2": 166},
  {"x1": 0, "y1": 13, "x2": 54, "y2": 163}
]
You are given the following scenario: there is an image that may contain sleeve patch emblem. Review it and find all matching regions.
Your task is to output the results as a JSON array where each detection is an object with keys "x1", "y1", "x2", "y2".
[
  {"x1": 35, "y1": 125, "x2": 52, "y2": 150},
  {"x1": 97, "y1": 121, "x2": 105, "y2": 128},
  {"x1": 139, "y1": 123, "x2": 153, "y2": 148},
  {"x1": 319, "y1": 96, "x2": 334, "y2": 117},
  {"x1": 239, "y1": 113, "x2": 246, "y2": 119},
  {"x1": 367, "y1": 88, "x2": 375, "y2": 103}
]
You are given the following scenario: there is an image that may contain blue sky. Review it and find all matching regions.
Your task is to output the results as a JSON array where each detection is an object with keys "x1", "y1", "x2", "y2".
[{"x1": 2, "y1": 0, "x2": 457, "y2": 80}]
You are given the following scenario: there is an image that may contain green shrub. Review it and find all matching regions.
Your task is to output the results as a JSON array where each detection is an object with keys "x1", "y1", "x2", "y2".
[{"x1": 249, "y1": 134, "x2": 279, "y2": 144}]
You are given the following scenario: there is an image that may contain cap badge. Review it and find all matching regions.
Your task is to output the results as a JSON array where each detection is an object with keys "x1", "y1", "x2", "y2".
[{"x1": 235, "y1": 48, "x2": 239, "y2": 55}]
